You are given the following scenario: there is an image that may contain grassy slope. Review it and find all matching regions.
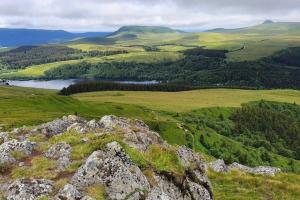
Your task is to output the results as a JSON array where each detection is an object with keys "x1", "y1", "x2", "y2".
[
  {"x1": 0, "y1": 86, "x2": 299, "y2": 199},
  {"x1": 73, "y1": 89, "x2": 300, "y2": 112},
  {"x1": 210, "y1": 170, "x2": 300, "y2": 200}
]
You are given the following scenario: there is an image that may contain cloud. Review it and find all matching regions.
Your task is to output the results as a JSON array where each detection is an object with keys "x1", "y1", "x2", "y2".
[{"x1": 0, "y1": 0, "x2": 299, "y2": 31}]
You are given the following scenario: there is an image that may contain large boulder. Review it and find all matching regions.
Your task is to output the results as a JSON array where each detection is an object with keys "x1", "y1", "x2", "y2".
[
  {"x1": 7, "y1": 179, "x2": 53, "y2": 200},
  {"x1": 0, "y1": 139, "x2": 35, "y2": 164},
  {"x1": 72, "y1": 141, "x2": 150, "y2": 200}
]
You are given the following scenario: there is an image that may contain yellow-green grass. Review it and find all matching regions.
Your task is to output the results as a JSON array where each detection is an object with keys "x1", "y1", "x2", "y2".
[
  {"x1": 73, "y1": 89, "x2": 300, "y2": 112},
  {"x1": 113, "y1": 32, "x2": 188, "y2": 46},
  {"x1": 227, "y1": 36, "x2": 300, "y2": 61},
  {"x1": 0, "y1": 52, "x2": 183, "y2": 78},
  {"x1": 68, "y1": 43, "x2": 145, "y2": 52},
  {"x1": 209, "y1": 170, "x2": 300, "y2": 200},
  {"x1": 157, "y1": 45, "x2": 195, "y2": 52}
]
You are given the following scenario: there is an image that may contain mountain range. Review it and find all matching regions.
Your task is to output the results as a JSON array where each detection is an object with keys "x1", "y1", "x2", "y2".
[{"x1": 0, "y1": 28, "x2": 111, "y2": 47}]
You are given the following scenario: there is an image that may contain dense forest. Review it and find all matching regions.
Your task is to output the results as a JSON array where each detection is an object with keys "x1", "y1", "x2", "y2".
[
  {"x1": 232, "y1": 101, "x2": 300, "y2": 160},
  {"x1": 44, "y1": 47, "x2": 300, "y2": 89},
  {"x1": 0, "y1": 46, "x2": 82, "y2": 69},
  {"x1": 177, "y1": 101, "x2": 300, "y2": 172},
  {"x1": 59, "y1": 81, "x2": 192, "y2": 95}
]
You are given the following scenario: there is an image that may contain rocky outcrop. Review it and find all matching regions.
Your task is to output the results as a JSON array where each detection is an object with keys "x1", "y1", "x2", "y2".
[
  {"x1": 45, "y1": 142, "x2": 72, "y2": 171},
  {"x1": 35, "y1": 115, "x2": 86, "y2": 136},
  {"x1": 1, "y1": 115, "x2": 214, "y2": 200},
  {"x1": 0, "y1": 139, "x2": 35, "y2": 164},
  {"x1": 209, "y1": 159, "x2": 281, "y2": 176},
  {"x1": 72, "y1": 141, "x2": 150, "y2": 199},
  {"x1": 229, "y1": 162, "x2": 281, "y2": 176},
  {"x1": 99, "y1": 115, "x2": 165, "y2": 151},
  {"x1": 7, "y1": 179, "x2": 53, "y2": 200}
]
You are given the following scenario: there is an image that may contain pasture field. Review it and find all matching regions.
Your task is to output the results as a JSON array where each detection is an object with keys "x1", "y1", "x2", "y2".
[
  {"x1": 73, "y1": 89, "x2": 300, "y2": 112},
  {"x1": 67, "y1": 43, "x2": 145, "y2": 52}
]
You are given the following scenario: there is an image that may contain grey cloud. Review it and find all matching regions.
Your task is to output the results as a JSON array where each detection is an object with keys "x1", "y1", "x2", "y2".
[{"x1": 0, "y1": 0, "x2": 299, "y2": 31}]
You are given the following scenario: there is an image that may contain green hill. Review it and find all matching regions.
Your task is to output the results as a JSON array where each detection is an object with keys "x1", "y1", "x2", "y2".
[{"x1": 110, "y1": 25, "x2": 182, "y2": 36}]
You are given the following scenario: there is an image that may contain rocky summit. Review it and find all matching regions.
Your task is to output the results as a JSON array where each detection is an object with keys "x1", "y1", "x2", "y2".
[{"x1": 0, "y1": 115, "x2": 214, "y2": 200}]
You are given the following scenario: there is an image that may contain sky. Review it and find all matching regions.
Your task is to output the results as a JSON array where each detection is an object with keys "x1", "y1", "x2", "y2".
[{"x1": 0, "y1": 0, "x2": 300, "y2": 32}]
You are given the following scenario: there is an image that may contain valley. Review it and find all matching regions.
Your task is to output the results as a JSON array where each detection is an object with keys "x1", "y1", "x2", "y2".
[{"x1": 0, "y1": 21, "x2": 300, "y2": 200}]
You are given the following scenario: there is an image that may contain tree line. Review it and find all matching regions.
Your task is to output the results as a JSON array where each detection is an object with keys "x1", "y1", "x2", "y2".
[{"x1": 59, "y1": 81, "x2": 193, "y2": 95}]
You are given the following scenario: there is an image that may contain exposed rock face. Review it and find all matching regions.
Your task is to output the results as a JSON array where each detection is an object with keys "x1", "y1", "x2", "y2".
[
  {"x1": 0, "y1": 139, "x2": 35, "y2": 164},
  {"x1": 7, "y1": 179, "x2": 53, "y2": 200},
  {"x1": 209, "y1": 159, "x2": 229, "y2": 173},
  {"x1": 209, "y1": 160, "x2": 281, "y2": 176},
  {"x1": 45, "y1": 142, "x2": 72, "y2": 171},
  {"x1": 72, "y1": 141, "x2": 150, "y2": 200}
]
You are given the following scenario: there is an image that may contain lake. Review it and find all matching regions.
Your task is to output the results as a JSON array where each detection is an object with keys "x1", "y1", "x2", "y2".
[{"x1": 7, "y1": 79, "x2": 159, "y2": 90}]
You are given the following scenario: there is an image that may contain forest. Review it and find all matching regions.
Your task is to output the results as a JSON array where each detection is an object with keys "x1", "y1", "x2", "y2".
[
  {"x1": 59, "y1": 81, "x2": 193, "y2": 95},
  {"x1": 44, "y1": 47, "x2": 300, "y2": 89},
  {"x1": 178, "y1": 101, "x2": 300, "y2": 172}
]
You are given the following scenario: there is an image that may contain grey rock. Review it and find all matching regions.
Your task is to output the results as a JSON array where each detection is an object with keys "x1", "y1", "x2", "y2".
[
  {"x1": 252, "y1": 166, "x2": 281, "y2": 176},
  {"x1": 72, "y1": 141, "x2": 150, "y2": 200},
  {"x1": 55, "y1": 184, "x2": 94, "y2": 200},
  {"x1": 146, "y1": 187, "x2": 171, "y2": 200},
  {"x1": 229, "y1": 162, "x2": 281, "y2": 176},
  {"x1": 99, "y1": 115, "x2": 165, "y2": 151},
  {"x1": 86, "y1": 119, "x2": 101, "y2": 129},
  {"x1": 152, "y1": 174, "x2": 189, "y2": 200},
  {"x1": 7, "y1": 179, "x2": 53, "y2": 200},
  {"x1": 45, "y1": 142, "x2": 72, "y2": 171},
  {"x1": 184, "y1": 179, "x2": 211, "y2": 200},
  {"x1": 0, "y1": 139, "x2": 35, "y2": 164},
  {"x1": 11, "y1": 126, "x2": 29, "y2": 135},
  {"x1": 177, "y1": 146, "x2": 213, "y2": 200},
  {"x1": 36, "y1": 115, "x2": 86, "y2": 136},
  {"x1": 209, "y1": 159, "x2": 229, "y2": 173},
  {"x1": 0, "y1": 132, "x2": 9, "y2": 143}
]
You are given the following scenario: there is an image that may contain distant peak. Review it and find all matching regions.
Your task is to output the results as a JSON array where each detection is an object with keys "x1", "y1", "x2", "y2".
[
  {"x1": 263, "y1": 20, "x2": 274, "y2": 24},
  {"x1": 112, "y1": 25, "x2": 182, "y2": 36}
]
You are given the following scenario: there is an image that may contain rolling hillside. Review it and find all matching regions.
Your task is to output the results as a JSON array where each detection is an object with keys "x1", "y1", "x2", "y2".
[{"x1": 209, "y1": 21, "x2": 300, "y2": 35}]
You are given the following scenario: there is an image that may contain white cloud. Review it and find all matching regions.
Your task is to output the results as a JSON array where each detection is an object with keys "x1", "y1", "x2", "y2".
[{"x1": 0, "y1": 0, "x2": 299, "y2": 31}]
